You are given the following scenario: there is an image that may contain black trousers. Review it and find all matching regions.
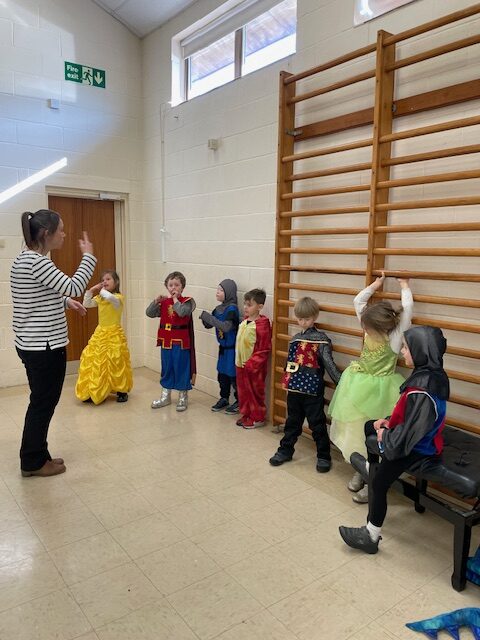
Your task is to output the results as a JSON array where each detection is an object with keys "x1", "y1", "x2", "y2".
[
  {"x1": 279, "y1": 391, "x2": 330, "y2": 460},
  {"x1": 365, "y1": 420, "x2": 425, "y2": 527},
  {"x1": 218, "y1": 372, "x2": 237, "y2": 401},
  {"x1": 17, "y1": 346, "x2": 66, "y2": 471}
]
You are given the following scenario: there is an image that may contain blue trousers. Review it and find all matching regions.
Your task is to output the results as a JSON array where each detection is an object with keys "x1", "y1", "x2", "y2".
[{"x1": 160, "y1": 345, "x2": 192, "y2": 390}]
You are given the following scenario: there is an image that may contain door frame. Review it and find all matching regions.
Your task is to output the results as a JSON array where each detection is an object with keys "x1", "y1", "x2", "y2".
[{"x1": 45, "y1": 186, "x2": 129, "y2": 372}]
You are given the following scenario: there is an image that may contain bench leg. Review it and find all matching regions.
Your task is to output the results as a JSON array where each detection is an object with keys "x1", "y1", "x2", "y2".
[
  {"x1": 414, "y1": 479, "x2": 426, "y2": 514},
  {"x1": 451, "y1": 519, "x2": 471, "y2": 592}
]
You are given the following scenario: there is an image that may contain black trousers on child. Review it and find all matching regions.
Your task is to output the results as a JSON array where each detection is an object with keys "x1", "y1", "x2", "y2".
[
  {"x1": 278, "y1": 391, "x2": 330, "y2": 460},
  {"x1": 364, "y1": 420, "x2": 426, "y2": 527},
  {"x1": 218, "y1": 372, "x2": 237, "y2": 401},
  {"x1": 17, "y1": 346, "x2": 66, "y2": 471}
]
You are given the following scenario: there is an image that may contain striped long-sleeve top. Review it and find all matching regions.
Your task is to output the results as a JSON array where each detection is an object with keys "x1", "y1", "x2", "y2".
[{"x1": 10, "y1": 250, "x2": 97, "y2": 350}]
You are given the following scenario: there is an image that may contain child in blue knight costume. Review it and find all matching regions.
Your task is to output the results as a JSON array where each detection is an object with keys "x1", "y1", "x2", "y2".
[
  {"x1": 269, "y1": 296, "x2": 342, "y2": 473},
  {"x1": 200, "y1": 279, "x2": 240, "y2": 414}
]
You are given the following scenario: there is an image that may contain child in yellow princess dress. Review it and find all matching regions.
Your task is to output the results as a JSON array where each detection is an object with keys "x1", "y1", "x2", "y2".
[{"x1": 75, "y1": 270, "x2": 132, "y2": 404}]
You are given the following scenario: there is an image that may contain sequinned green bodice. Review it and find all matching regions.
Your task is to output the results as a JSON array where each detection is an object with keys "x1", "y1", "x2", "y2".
[{"x1": 350, "y1": 335, "x2": 398, "y2": 376}]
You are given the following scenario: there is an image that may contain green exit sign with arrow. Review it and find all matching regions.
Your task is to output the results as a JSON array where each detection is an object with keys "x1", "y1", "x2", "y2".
[{"x1": 64, "y1": 61, "x2": 106, "y2": 88}]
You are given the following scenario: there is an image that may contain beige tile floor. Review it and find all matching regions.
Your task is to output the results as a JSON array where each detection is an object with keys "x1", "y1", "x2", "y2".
[{"x1": 0, "y1": 367, "x2": 478, "y2": 640}]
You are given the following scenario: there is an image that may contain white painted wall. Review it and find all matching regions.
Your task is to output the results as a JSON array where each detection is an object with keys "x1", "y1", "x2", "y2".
[
  {"x1": 142, "y1": 0, "x2": 480, "y2": 424},
  {"x1": 0, "y1": 0, "x2": 478, "y2": 425},
  {"x1": 0, "y1": 0, "x2": 143, "y2": 387}
]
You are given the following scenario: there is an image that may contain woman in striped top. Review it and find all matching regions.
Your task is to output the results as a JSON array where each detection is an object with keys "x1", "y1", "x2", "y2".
[{"x1": 11, "y1": 209, "x2": 96, "y2": 477}]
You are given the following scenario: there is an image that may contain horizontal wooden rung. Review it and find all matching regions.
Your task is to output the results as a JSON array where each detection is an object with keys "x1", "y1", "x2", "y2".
[
  {"x1": 449, "y1": 394, "x2": 480, "y2": 411},
  {"x1": 447, "y1": 346, "x2": 480, "y2": 360},
  {"x1": 377, "y1": 290, "x2": 480, "y2": 309},
  {"x1": 383, "y1": 143, "x2": 480, "y2": 167},
  {"x1": 377, "y1": 168, "x2": 480, "y2": 189},
  {"x1": 279, "y1": 247, "x2": 367, "y2": 255},
  {"x1": 288, "y1": 162, "x2": 371, "y2": 182},
  {"x1": 277, "y1": 302, "x2": 357, "y2": 316},
  {"x1": 374, "y1": 222, "x2": 480, "y2": 234},
  {"x1": 380, "y1": 114, "x2": 480, "y2": 144},
  {"x1": 376, "y1": 195, "x2": 480, "y2": 211},
  {"x1": 370, "y1": 269, "x2": 480, "y2": 282},
  {"x1": 414, "y1": 315, "x2": 480, "y2": 335},
  {"x1": 386, "y1": 33, "x2": 480, "y2": 71},
  {"x1": 289, "y1": 69, "x2": 375, "y2": 104},
  {"x1": 282, "y1": 183, "x2": 369, "y2": 199},
  {"x1": 280, "y1": 226, "x2": 368, "y2": 236},
  {"x1": 282, "y1": 138, "x2": 372, "y2": 163},
  {"x1": 383, "y1": 4, "x2": 480, "y2": 46},
  {"x1": 276, "y1": 322, "x2": 363, "y2": 339},
  {"x1": 280, "y1": 206, "x2": 369, "y2": 218},
  {"x1": 278, "y1": 282, "x2": 358, "y2": 295},
  {"x1": 284, "y1": 42, "x2": 377, "y2": 85},
  {"x1": 277, "y1": 307, "x2": 480, "y2": 334},
  {"x1": 279, "y1": 266, "x2": 366, "y2": 276},
  {"x1": 278, "y1": 266, "x2": 480, "y2": 282},
  {"x1": 373, "y1": 247, "x2": 480, "y2": 256},
  {"x1": 277, "y1": 345, "x2": 480, "y2": 385},
  {"x1": 445, "y1": 417, "x2": 480, "y2": 436}
]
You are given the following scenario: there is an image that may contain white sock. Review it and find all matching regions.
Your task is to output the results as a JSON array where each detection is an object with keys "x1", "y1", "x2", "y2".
[{"x1": 366, "y1": 521, "x2": 382, "y2": 542}]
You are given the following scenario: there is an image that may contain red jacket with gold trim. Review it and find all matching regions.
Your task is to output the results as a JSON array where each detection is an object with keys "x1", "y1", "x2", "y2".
[{"x1": 157, "y1": 296, "x2": 193, "y2": 349}]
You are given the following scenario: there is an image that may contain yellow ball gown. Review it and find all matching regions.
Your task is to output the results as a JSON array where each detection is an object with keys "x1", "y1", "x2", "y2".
[{"x1": 75, "y1": 294, "x2": 133, "y2": 404}]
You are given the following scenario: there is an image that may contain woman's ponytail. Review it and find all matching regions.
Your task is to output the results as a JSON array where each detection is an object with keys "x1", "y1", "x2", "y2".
[{"x1": 20, "y1": 209, "x2": 60, "y2": 250}]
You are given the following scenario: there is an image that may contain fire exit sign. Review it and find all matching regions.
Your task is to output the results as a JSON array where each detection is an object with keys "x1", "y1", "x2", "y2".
[{"x1": 64, "y1": 61, "x2": 106, "y2": 88}]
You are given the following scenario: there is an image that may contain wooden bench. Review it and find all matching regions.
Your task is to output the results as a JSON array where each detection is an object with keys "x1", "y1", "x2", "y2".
[{"x1": 367, "y1": 426, "x2": 480, "y2": 591}]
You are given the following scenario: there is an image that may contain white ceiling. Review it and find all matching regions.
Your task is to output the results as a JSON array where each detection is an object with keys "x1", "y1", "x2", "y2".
[{"x1": 91, "y1": 0, "x2": 199, "y2": 38}]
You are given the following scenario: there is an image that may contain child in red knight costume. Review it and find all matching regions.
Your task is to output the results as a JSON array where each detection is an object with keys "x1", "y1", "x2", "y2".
[
  {"x1": 235, "y1": 288, "x2": 271, "y2": 429},
  {"x1": 146, "y1": 271, "x2": 196, "y2": 412}
]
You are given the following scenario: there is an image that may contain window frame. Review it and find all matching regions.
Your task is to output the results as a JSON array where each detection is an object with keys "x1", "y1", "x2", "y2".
[{"x1": 172, "y1": 0, "x2": 296, "y2": 105}]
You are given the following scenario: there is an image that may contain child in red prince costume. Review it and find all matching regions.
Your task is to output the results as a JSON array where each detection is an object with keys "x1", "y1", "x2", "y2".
[
  {"x1": 235, "y1": 288, "x2": 271, "y2": 429},
  {"x1": 146, "y1": 271, "x2": 196, "y2": 412}
]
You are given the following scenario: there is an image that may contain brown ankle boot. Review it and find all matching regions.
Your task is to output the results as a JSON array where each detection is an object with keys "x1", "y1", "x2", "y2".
[{"x1": 21, "y1": 460, "x2": 66, "y2": 477}]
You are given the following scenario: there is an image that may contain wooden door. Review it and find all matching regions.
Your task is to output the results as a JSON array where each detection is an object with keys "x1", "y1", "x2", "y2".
[{"x1": 49, "y1": 196, "x2": 116, "y2": 361}]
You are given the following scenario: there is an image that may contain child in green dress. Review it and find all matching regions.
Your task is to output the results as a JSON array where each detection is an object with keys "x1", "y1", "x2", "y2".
[{"x1": 328, "y1": 273, "x2": 413, "y2": 503}]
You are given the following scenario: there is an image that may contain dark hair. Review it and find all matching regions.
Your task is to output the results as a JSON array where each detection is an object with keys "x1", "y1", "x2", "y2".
[
  {"x1": 244, "y1": 288, "x2": 266, "y2": 305},
  {"x1": 361, "y1": 301, "x2": 402, "y2": 336},
  {"x1": 101, "y1": 269, "x2": 120, "y2": 293},
  {"x1": 164, "y1": 271, "x2": 186, "y2": 289},
  {"x1": 21, "y1": 209, "x2": 60, "y2": 250}
]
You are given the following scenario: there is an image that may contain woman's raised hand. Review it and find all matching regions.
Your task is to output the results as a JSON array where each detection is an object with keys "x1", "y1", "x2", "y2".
[{"x1": 79, "y1": 232, "x2": 93, "y2": 255}]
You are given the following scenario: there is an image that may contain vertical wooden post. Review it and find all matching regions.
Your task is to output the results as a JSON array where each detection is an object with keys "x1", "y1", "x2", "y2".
[
  {"x1": 366, "y1": 31, "x2": 396, "y2": 286},
  {"x1": 270, "y1": 71, "x2": 295, "y2": 425}
]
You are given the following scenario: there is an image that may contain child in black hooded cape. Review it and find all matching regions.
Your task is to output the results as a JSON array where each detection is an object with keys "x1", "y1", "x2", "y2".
[
  {"x1": 339, "y1": 325, "x2": 450, "y2": 554},
  {"x1": 200, "y1": 279, "x2": 240, "y2": 414}
]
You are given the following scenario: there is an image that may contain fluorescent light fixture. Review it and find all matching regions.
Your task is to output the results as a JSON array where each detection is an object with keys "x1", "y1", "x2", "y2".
[{"x1": 0, "y1": 157, "x2": 68, "y2": 206}]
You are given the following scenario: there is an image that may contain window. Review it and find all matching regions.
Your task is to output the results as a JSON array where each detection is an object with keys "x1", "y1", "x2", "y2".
[
  {"x1": 172, "y1": 0, "x2": 296, "y2": 104},
  {"x1": 243, "y1": 1, "x2": 296, "y2": 76}
]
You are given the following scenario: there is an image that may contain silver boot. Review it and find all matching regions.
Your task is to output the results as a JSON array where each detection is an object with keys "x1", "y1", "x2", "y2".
[
  {"x1": 352, "y1": 485, "x2": 369, "y2": 504},
  {"x1": 348, "y1": 472, "x2": 365, "y2": 492},
  {"x1": 176, "y1": 391, "x2": 188, "y2": 412},
  {"x1": 151, "y1": 389, "x2": 171, "y2": 409}
]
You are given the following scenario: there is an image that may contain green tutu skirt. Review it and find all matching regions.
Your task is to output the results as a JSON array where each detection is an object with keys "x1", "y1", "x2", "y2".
[{"x1": 328, "y1": 367, "x2": 404, "y2": 461}]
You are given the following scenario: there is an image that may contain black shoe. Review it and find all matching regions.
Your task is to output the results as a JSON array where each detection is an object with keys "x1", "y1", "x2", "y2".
[
  {"x1": 350, "y1": 452, "x2": 369, "y2": 483},
  {"x1": 211, "y1": 398, "x2": 229, "y2": 412},
  {"x1": 116, "y1": 392, "x2": 128, "y2": 403},
  {"x1": 225, "y1": 401, "x2": 239, "y2": 415},
  {"x1": 339, "y1": 525, "x2": 381, "y2": 554},
  {"x1": 316, "y1": 458, "x2": 331, "y2": 473},
  {"x1": 269, "y1": 451, "x2": 292, "y2": 466}
]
